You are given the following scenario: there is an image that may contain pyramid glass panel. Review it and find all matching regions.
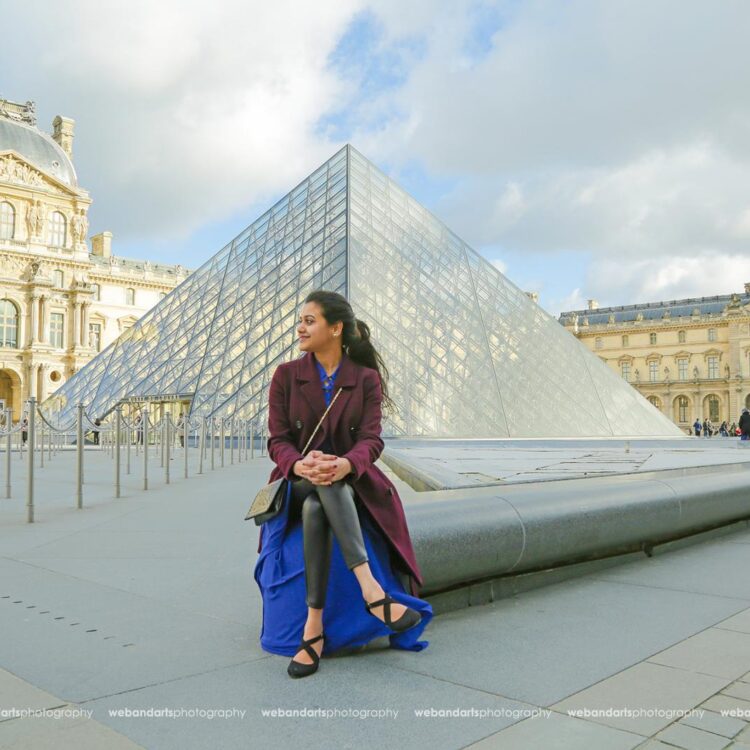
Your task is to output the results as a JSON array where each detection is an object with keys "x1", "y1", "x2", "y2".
[{"x1": 41, "y1": 145, "x2": 682, "y2": 438}]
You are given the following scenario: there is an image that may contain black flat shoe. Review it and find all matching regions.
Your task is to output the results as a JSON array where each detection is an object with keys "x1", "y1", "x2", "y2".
[
  {"x1": 365, "y1": 593, "x2": 421, "y2": 632},
  {"x1": 287, "y1": 632, "x2": 324, "y2": 678}
]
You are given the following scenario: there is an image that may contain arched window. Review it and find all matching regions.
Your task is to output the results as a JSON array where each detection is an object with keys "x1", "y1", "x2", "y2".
[
  {"x1": 594, "y1": 337, "x2": 603, "y2": 350},
  {"x1": 650, "y1": 332, "x2": 657, "y2": 345},
  {"x1": 647, "y1": 395, "x2": 661, "y2": 410},
  {"x1": 678, "y1": 330, "x2": 686, "y2": 343},
  {"x1": 49, "y1": 211, "x2": 66, "y2": 247},
  {"x1": 90, "y1": 283, "x2": 100, "y2": 301},
  {"x1": 53, "y1": 269, "x2": 64, "y2": 288},
  {"x1": 0, "y1": 299, "x2": 18, "y2": 348},
  {"x1": 676, "y1": 396, "x2": 689, "y2": 423},
  {"x1": 0, "y1": 202, "x2": 15, "y2": 240},
  {"x1": 706, "y1": 394, "x2": 720, "y2": 422}
]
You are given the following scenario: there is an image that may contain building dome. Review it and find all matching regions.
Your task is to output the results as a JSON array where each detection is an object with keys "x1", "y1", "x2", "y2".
[{"x1": 0, "y1": 117, "x2": 77, "y2": 187}]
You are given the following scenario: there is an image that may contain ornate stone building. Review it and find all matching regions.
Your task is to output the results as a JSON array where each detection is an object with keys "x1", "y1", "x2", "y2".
[
  {"x1": 559, "y1": 289, "x2": 750, "y2": 432},
  {"x1": 0, "y1": 97, "x2": 191, "y2": 421}
]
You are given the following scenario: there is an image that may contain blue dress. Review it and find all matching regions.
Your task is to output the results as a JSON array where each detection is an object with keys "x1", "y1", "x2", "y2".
[{"x1": 253, "y1": 355, "x2": 432, "y2": 657}]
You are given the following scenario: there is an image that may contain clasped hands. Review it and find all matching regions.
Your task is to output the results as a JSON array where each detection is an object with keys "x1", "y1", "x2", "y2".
[{"x1": 293, "y1": 450, "x2": 352, "y2": 485}]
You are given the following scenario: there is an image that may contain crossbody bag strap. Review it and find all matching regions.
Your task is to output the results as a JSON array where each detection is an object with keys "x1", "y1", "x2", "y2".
[{"x1": 300, "y1": 386, "x2": 343, "y2": 456}]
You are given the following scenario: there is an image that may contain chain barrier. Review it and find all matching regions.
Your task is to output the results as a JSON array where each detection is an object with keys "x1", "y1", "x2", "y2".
[{"x1": 1, "y1": 399, "x2": 266, "y2": 523}]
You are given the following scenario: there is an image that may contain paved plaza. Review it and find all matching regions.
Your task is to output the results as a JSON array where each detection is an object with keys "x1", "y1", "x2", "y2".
[{"x1": 2, "y1": 441, "x2": 750, "y2": 748}]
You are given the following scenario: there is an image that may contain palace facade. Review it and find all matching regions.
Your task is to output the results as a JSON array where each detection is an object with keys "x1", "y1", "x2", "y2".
[
  {"x1": 0, "y1": 97, "x2": 191, "y2": 421},
  {"x1": 559, "y1": 290, "x2": 750, "y2": 432}
]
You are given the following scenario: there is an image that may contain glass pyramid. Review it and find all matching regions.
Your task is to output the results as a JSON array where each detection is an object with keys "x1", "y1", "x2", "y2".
[{"x1": 41, "y1": 145, "x2": 683, "y2": 437}]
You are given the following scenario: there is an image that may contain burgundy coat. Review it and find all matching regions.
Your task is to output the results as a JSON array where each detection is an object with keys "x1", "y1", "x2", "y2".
[{"x1": 257, "y1": 350, "x2": 423, "y2": 595}]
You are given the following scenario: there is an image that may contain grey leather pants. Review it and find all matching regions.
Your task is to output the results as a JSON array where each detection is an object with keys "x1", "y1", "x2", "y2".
[{"x1": 289, "y1": 477, "x2": 369, "y2": 609}]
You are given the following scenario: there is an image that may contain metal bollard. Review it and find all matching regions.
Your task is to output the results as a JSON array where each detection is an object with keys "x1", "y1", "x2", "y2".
[
  {"x1": 251, "y1": 421, "x2": 255, "y2": 459},
  {"x1": 165, "y1": 414, "x2": 170, "y2": 485},
  {"x1": 115, "y1": 405, "x2": 121, "y2": 498},
  {"x1": 183, "y1": 414, "x2": 188, "y2": 479},
  {"x1": 143, "y1": 407, "x2": 149, "y2": 491},
  {"x1": 26, "y1": 397, "x2": 35, "y2": 523},
  {"x1": 76, "y1": 403, "x2": 84, "y2": 508},
  {"x1": 198, "y1": 417, "x2": 205, "y2": 475},
  {"x1": 220, "y1": 417, "x2": 225, "y2": 468},
  {"x1": 211, "y1": 418, "x2": 215, "y2": 470},
  {"x1": 5, "y1": 408, "x2": 11, "y2": 498},
  {"x1": 230, "y1": 416, "x2": 235, "y2": 465}
]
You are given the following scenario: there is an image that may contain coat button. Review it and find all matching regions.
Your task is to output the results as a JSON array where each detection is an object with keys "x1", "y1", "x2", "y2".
[
  {"x1": 386, "y1": 487, "x2": 393, "y2": 495},
  {"x1": 295, "y1": 420, "x2": 302, "y2": 429}
]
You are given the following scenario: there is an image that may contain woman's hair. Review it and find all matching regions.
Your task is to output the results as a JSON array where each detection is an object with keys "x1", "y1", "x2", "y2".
[{"x1": 303, "y1": 290, "x2": 396, "y2": 416}]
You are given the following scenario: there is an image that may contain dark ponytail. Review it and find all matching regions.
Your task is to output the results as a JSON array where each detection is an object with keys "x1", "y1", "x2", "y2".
[{"x1": 303, "y1": 290, "x2": 396, "y2": 416}]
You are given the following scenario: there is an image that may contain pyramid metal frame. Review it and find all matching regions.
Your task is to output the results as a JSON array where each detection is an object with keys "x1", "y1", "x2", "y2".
[{"x1": 41, "y1": 145, "x2": 683, "y2": 437}]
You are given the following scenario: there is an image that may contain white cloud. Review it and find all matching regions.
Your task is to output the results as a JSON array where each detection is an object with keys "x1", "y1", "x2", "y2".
[
  {"x1": 4, "y1": 0, "x2": 750, "y2": 310},
  {"x1": 585, "y1": 252, "x2": 750, "y2": 307},
  {"x1": 1, "y1": 0, "x2": 364, "y2": 243},
  {"x1": 355, "y1": 0, "x2": 750, "y2": 295}
]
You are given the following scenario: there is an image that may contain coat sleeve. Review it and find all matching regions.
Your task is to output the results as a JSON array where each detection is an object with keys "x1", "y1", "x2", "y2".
[
  {"x1": 342, "y1": 370, "x2": 385, "y2": 481},
  {"x1": 266, "y1": 365, "x2": 305, "y2": 481}
]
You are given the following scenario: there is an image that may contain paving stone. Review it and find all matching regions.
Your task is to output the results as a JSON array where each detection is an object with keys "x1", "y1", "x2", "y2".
[
  {"x1": 647, "y1": 629, "x2": 750, "y2": 680},
  {"x1": 679, "y1": 709, "x2": 748, "y2": 739},
  {"x1": 724, "y1": 684, "x2": 750, "y2": 703},
  {"x1": 464, "y1": 711, "x2": 644, "y2": 749},
  {"x1": 702, "y1": 695, "x2": 750, "y2": 717},
  {"x1": 552, "y1": 661, "x2": 727, "y2": 735},
  {"x1": 655, "y1": 722, "x2": 732, "y2": 750}
]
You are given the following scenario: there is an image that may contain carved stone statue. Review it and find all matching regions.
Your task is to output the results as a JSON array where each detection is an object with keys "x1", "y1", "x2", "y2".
[
  {"x1": 26, "y1": 200, "x2": 45, "y2": 238},
  {"x1": 71, "y1": 208, "x2": 88, "y2": 244}
]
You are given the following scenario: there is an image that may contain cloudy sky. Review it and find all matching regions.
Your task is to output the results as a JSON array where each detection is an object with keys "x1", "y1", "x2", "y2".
[{"x1": 2, "y1": 0, "x2": 749, "y2": 316}]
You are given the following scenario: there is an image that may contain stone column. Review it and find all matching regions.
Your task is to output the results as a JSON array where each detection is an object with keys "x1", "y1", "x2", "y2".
[
  {"x1": 29, "y1": 294, "x2": 39, "y2": 345},
  {"x1": 81, "y1": 303, "x2": 90, "y2": 348},
  {"x1": 73, "y1": 302, "x2": 81, "y2": 347},
  {"x1": 39, "y1": 295, "x2": 48, "y2": 344},
  {"x1": 27, "y1": 363, "x2": 39, "y2": 401},
  {"x1": 38, "y1": 364, "x2": 48, "y2": 402}
]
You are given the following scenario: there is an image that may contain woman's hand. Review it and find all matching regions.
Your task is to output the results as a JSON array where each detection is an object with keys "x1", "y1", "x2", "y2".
[{"x1": 293, "y1": 451, "x2": 352, "y2": 485}]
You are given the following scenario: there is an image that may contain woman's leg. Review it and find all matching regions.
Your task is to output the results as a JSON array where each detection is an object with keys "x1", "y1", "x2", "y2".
[
  {"x1": 314, "y1": 480, "x2": 411, "y2": 626},
  {"x1": 288, "y1": 479, "x2": 331, "y2": 665},
  {"x1": 302, "y1": 494, "x2": 333, "y2": 608}
]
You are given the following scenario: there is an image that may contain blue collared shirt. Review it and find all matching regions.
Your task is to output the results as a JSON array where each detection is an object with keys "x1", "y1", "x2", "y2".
[
  {"x1": 314, "y1": 355, "x2": 340, "y2": 408},
  {"x1": 314, "y1": 355, "x2": 340, "y2": 453}
]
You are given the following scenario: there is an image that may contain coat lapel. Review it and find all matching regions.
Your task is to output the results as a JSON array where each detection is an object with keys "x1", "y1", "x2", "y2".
[{"x1": 296, "y1": 350, "x2": 356, "y2": 449}]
